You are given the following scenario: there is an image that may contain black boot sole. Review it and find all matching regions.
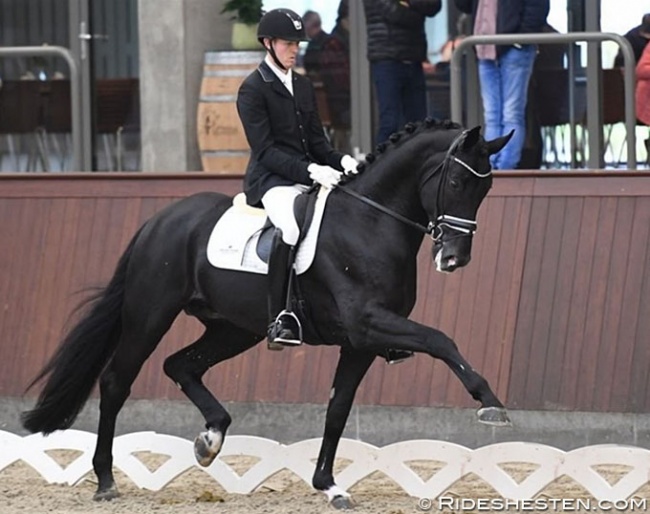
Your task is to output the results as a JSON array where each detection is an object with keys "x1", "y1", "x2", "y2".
[{"x1": 385, "y1": 350, "x2": 414, "y2": 364}]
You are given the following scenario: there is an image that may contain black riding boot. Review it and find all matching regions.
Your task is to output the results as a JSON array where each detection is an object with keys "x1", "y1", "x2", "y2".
[{"x1": 267, "y1": 229, "x2": 301, "y2": 349}]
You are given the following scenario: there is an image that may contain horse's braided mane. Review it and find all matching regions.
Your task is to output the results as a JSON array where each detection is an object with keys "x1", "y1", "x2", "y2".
[{"x1": 341, "y1": 117, "x2": 461, "y2": 184}]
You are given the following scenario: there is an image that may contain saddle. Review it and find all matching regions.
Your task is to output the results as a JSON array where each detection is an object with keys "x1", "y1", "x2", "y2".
[{"x1": 206, "y1": 187, "x2": 329, "y2": 274}]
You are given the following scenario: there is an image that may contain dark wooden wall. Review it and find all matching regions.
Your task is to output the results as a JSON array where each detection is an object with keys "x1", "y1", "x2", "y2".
[{"x1": 1, "y1": 172, "x2": 649, "y2": 412}]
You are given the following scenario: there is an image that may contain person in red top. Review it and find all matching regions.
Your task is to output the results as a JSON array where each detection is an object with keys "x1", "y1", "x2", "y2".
[{"x1": 636, "y1": 43, "x2": 650, "y2": 163}]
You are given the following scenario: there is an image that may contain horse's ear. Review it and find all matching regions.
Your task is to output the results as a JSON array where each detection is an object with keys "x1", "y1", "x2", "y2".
[
  {"x1": 486, "y1": 130, "x2": 514, "y2": 156},
  {"x1": 460, "y1": 126, "x2": 482, "y2": 150}
]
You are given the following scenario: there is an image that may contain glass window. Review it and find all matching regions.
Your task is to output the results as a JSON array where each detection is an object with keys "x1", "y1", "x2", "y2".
[
  {"x1": 549, "y1": 0, "x2": 649, "y2": 67},
  {"x1": 262, "y1": 1, "x2": 338, "y2": 32},
  {"x1": 0, "y1": 0, "x2": 140, "y2": 172}
]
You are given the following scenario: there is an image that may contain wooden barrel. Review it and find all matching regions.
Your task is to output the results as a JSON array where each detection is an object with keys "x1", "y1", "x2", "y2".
[{"x1": 197, "y1": 51, "x2": 263, "y2": 174}]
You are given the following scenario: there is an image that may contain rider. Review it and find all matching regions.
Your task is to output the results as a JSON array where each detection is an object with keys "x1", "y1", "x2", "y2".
[
  {"x1": 236, "y1": 8, "x2": 358, "y2": 348},
  {"x1": 237, "y1": 8, "x2": 414, "y2": 364}
]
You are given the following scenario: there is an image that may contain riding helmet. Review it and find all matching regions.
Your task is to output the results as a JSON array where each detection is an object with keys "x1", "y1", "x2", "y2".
[{"x1": 257, "y1": 8, "x2": 308, "y2": 43}]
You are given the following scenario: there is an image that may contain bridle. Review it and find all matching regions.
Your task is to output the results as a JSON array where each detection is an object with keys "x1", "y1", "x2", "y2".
[
  {"x1": 424, "y1": 130, "x2": 492, "y2": 243},
  {"x1": 337, "y1": 130, "x2": 491, "y2": 244}
]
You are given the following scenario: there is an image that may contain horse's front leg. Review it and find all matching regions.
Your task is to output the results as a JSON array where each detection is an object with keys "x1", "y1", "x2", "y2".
[
  {"x1": 353, "y1": 305, "x2": 510, "y2": 426},
  {"x1": 312, "y1": 347, "x2": 375, "y2": 510}
]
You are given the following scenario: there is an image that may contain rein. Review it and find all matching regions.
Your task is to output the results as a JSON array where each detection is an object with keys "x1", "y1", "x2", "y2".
[
  {"x1": 336, "y1": 184, "x2": 432, "y2": 235},
  {"x1": 337, "y1": 131, "x2": 491, "y2": 242}
]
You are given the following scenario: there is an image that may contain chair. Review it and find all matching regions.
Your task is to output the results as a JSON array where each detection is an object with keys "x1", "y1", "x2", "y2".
[
  {"x1": 95, "y1": 78, "x2": 139, "y2": 171},
  {"x1": 532, "y1": 68, "x2": 588, "y2": 168},
  {"x1": 0, "y1": 80, "x2": 51, "y2": 171},
  {"x1": 312, "y1": 80, "x2": 332, "y2": 130},
  {"x1": 601, "y1": 69, "x2": 626, "y2": 166},
  {"x1": 426, "y1": 73, "x2": 451, "y2": 121},
  {"x1": 40, "y1": 80, "x2": 73, "y2": 171},
  {"x1": 532, "y1": 68, "x2": 571, "y2": 167}
]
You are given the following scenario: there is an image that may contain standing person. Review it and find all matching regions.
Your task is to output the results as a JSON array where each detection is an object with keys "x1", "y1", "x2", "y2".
[
  {"x1": 635, "y1": 42, "x2": 650, "y2": 162},
  {"x1": 302, "y1": 10, "x2": 328, "y2": 79},
  {"x1": 319, "y1": 0, "x2": 352, "y2": 153},
  {"x1": 236, "y1": 8, "x2": 357, "y2": 348},
  {"x1": 454, "y1": 0, "x2": 549, "y2": 170},
  {"x1": 363, "y1": 0, "x2": 442, "y2": 144},
  {"x1": 614, "y1": 13, "x2": 650, "y2": 68}
]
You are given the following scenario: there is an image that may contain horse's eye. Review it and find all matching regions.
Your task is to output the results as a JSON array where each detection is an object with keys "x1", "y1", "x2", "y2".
[{"x1": 449, "y1": 179, "x2": 461, "y2": 190}]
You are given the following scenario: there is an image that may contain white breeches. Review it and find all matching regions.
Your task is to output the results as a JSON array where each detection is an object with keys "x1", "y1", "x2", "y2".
[{"x1": 261, "y1": 184, "x2": 309, "y2": 245}]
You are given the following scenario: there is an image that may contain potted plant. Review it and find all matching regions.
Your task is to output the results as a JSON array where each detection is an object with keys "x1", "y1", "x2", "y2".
[{"x1": 221, "y1": 0, "x2": 264, "y2": 50}]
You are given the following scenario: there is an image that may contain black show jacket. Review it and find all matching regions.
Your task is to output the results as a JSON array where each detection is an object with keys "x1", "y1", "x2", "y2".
[{"x1": 237, "y1": 61, "x2": 344, "y2": 207}]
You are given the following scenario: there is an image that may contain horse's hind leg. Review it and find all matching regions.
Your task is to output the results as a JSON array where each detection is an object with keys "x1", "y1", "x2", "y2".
[
  {"x1": 312, "y1": 348, "x2": 375, "y2": 509},
  {"x1": 163, "y1": 319, "x2": 261, "y2": 467},
  {"x1": 93, "y1": 307, "x2": 180, "y2": 501}
]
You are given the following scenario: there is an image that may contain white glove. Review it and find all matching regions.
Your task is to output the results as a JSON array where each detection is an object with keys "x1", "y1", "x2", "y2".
[
  {"x1": 308, "y1": 163, "x2": 342, "y2": 189},
  {"x1": 340, "y1": 154, "x2": 359, "y2": 176}
]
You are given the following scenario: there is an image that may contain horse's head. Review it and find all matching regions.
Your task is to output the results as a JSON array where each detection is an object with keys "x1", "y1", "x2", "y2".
[{"x1": 421, "y1": 125, "x2": 513, "y2": 273}]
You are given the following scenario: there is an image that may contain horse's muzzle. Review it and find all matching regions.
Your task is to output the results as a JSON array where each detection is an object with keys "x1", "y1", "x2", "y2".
[{"x1": 432, "y1": 240, "x2": 472, "y2": 273}]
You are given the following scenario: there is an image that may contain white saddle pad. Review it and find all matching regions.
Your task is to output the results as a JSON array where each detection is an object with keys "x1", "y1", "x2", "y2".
[{"x1": 207, "y1": 188, "x2": 331, "y2": 274}]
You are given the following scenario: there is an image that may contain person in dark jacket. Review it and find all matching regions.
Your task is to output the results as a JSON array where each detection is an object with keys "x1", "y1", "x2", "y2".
[
  {"x1": 613, "y1": 13, "x2": 650, "y2": 68},
  {"x1": 363, "y1": 0, "x2": 442, "y2": 144},
  {"x1": 319, "y1": 0, "x2": 352, "y2": 152},
  {"x1": 455, "y1": 0, "x2": 549, "y2": 170},
  {"x1": 236, "y1": 8, "x2": 358, "y2": 349},
  {"x1": 302, "y1": 10, "x2": 328, "y2": 79}
]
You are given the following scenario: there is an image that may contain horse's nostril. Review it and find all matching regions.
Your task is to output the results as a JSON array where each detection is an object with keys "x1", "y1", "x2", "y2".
[{"x1": 445, "y1": 256, "x2": 459, "y2": 269}]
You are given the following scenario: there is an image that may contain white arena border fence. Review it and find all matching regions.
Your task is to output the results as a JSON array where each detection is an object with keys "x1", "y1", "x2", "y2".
[{"x1": 1, "y1": 429, "x2": 649, "y2": 501}]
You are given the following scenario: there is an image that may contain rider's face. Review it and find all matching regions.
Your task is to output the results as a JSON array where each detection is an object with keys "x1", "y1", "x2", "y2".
[{"x1": 266, "y1": 38, "x2": 299, "y2": 70}]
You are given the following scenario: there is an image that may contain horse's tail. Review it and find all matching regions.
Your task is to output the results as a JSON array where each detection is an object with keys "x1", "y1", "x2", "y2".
[{"x1": 21, "y1": 231, "x2": 140, "y2": 435}]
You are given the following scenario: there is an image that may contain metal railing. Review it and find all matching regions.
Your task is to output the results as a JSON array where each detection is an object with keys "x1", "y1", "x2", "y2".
[
  {"x1": 0, "y1": 46, "x2": 81, "y2": 171},
  {"x1": 450, "y1": 32, "x2": 637, "y2": 170}
]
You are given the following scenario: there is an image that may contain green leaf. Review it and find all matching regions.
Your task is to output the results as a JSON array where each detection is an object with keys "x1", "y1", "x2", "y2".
[{"x1": 220, "y1": 0, "x2": 263, "y2": 25}]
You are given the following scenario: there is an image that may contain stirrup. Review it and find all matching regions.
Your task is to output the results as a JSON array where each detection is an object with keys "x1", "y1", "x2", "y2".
[
  {"x1": 385, "y1": 349, "x2": 414, "y2": 365},
  {"x1": 267, "y1": 310, "x2": 303, "y2": 348}
]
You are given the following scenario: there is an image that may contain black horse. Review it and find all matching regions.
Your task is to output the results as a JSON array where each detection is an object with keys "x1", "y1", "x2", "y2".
[{"x1": 22, "y1": 119, "x2": 512, "y2": 509}]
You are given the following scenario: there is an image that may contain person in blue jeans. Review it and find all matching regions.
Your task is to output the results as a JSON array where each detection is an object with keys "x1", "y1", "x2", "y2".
[
  {"x1": 363, "y1": 0, "x2": 442, "y2": 144},
  {"x1": 455, "y1": 0, "x2": 549, "y2": 170}
]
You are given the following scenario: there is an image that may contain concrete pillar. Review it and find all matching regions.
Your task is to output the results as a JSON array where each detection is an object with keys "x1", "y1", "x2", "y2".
[{"x1": 138, "y1": 0, "x2": 231, "y2": 171}]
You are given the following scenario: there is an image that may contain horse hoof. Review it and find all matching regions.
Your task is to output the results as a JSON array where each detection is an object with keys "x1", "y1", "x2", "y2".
[
  {"x1": 331, "y1": 495, "x2": 355, "y2": 510},
  {"x1": 194, "y1": 430, "x2": 223, "y2": 467},
  {"x1": 477, "y1": 407, "x2": 512, "y2": 427},
  {"x1": 93, "y1": 487, "x2": 121, "y2": 501}
]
